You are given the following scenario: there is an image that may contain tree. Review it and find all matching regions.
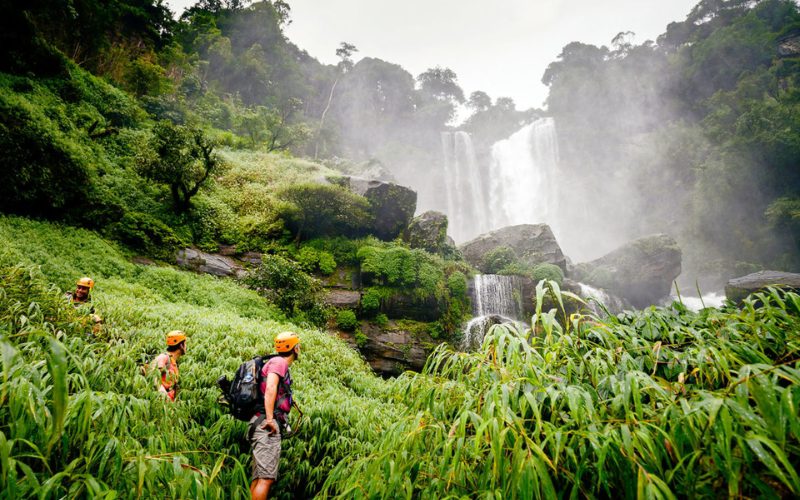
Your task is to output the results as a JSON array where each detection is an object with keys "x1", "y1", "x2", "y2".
[
  {"x1": 416, "y1": 66, "x2": 464, "y2": 103},
  {"x1": 138, "y1": 121, "x2": 222, "y2": 213},
  {"x1": 467, "y1": 91, "x2": 492, "y2": 112},
  {"x1": 237, "y1": 98, "x2": 311, "y2": 151},
  {"x1": 315, "y1": 42, "x2": 358, "y2": 158}
]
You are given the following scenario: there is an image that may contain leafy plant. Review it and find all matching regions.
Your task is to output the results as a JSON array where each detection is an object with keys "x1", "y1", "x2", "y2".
[{"x1": 336, "y1": 309, "x2": 358, "y2": 331}]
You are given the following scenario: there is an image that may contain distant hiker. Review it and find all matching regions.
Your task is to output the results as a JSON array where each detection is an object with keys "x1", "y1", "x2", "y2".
[
  {"x1": 250, "y1": 331, "x2": 300, "y2": 500},
  {"x1": 154, "y1": 330, "x2": 187, "y2": 402},
  {"x1": 66, "y1": 276, "x2": 103, "y2": 332}
]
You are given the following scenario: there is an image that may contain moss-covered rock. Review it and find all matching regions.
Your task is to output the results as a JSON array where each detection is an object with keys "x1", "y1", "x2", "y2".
[
  {"x1": 403, "y1": 211, "x2": 450, "y2": 254},
  {"x1": 459, "y1": 224, "x2": 567, "y2": 273},
  {"x1": 573, "y1": 234, "x2": 681, "y2": 308},
  {"x1": 344, "y1": 177, "x2": 417, "y2": 240}
]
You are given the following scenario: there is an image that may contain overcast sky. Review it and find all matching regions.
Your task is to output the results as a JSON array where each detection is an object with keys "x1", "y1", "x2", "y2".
[{"x1": 166, "y1": 0, "x2": 700, "y2": 110}]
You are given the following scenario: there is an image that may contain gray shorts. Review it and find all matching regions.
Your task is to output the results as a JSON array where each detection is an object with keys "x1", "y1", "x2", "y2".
[{"x1": 249, "y1": 415, "x2": 281, "y2": 481}]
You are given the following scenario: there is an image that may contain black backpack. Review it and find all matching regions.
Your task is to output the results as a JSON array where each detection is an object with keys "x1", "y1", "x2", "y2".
[{"x1": 218, "y1": 355, "x2": 291, "y2": 422}]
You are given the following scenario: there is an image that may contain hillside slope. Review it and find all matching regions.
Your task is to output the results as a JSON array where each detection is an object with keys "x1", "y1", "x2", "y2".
[{"x1": 0, "y1": 215, "x2": 400, "y2": 498}]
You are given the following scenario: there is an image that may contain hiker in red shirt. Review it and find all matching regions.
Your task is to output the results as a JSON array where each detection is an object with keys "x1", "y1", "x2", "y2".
[
  {"x1": 154, "y1": 330, "x2": 187, "y2": 402},
  {"x1": 250, "y1": 331, "x2": 299, "y2": 500}
]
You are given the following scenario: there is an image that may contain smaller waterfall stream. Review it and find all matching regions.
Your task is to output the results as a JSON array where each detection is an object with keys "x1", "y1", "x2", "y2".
[{"x1": 461, "y1": 274, "x2": 526, "y2": 351}]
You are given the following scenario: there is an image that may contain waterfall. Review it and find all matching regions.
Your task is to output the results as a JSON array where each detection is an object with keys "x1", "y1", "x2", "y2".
[
  {"x1": 461, "y1": 274, "x2": 525, "y2": 350},
  {"x1": 438, "y1": 118, "x2": 561, "y2": 244},
  {"x1": 471, "y1": 274, "x2": 522, "y2": 318},
  {"x1": 440, "y1": 131, "x2": 491, "y2": 242},
  {"x1": 489, "y1": 117, "x2": 560, "y2": 236}
]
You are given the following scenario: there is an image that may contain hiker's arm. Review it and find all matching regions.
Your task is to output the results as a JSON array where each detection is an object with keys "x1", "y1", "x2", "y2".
[{"x1": 262, "y1": 372, "x2": 280, "y2": 434}]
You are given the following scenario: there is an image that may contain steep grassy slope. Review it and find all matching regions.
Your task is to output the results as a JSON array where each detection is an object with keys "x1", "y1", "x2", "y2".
[{"x1": 0, "y1": 215, "x2": 400, "y2": 498}]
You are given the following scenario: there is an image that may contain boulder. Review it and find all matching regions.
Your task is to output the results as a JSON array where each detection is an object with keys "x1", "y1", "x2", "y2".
[
  {"x1": 339, "y1": 321, "x2": 437, "y2": 376},
  {"x1": 345, "y1": 177, "x2": 417, "y2": 240},
  {"x1": 725, "y1": 270, "x2": 800, "y2": 303},
  {"x1": 403, "y1": 211, "x2": 449, "y2": 254},
  {"x1": 323, "y1": 289, "x2": 362, "y2": 309},
  {"x1": 240, "y1": 252, "x2": 263, "y2": 266},
  {"x1": 176, "y1": 248, "x2": 245, "y2": 278},
  {"x1": 573, "y1": 234, "x2": 681, "y2": 309},
  {"x1": 459, "y1": 224, "x2": 567, "y2": 273}
]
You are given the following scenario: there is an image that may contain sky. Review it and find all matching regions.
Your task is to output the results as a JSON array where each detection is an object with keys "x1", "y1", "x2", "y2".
[{"x1": 165, "y1": 0, "x2": 700, "y2": 110}]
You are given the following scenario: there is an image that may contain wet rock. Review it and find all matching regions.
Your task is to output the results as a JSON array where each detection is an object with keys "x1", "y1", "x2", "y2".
[
  {"x1": 380, "y1": 292, "x2": 441, "y2": 322},
  {"x1": 403, "y1": 211, "x2": 449, "y2": 254},
  {"x1": 339, "y1": 321, "x2": 438, "y2": 376},
  {"x1": 176, "y1": 248, "x2": 245, "y2": 278},
  {"x1": 725, "y1": 270, "x2": 800, "y2": 304},
  {"x1": 344, "y1": 177, "x2": 417, "y2": 240},
  {"x1": 573, "y1": 234, "x2": 681, "y2": 309},
  {"x1": 323, "y1": 289, "x2": 362, "y2": 309},
  {"x1": 459, "y1": 224, "x2": 567, "y2": 273}
]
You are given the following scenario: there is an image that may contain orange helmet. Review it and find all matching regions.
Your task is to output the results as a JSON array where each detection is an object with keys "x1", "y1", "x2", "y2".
[
  {"x1": 76, "y1": 277, "x2": 94, "y2": 289},
  {"x1": 274, "y1": 331, "x2": 300, "y2": 353},
  {"x1": 166, "y1": 330, "x2": 187, "y2": 346}
]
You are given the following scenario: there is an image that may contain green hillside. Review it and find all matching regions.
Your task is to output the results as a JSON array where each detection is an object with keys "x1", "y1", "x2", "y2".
[
  {"x1": 2, "y1": 216, "x2": 800, "y2": 498},
  {"x1": 0, "y1": 216, "x2": 399, "y2": 498}
]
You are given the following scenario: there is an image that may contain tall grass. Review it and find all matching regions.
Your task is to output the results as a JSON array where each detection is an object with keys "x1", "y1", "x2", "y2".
[
  {"x1": 322, "y1": 281, "x2": 800, "y2": 498},
  {"x1": 0, "y1": 216, "x2": 399, "y2": 498},
  {"x1": 3, "y1": 215, "x2": 799, "y2": 498}
]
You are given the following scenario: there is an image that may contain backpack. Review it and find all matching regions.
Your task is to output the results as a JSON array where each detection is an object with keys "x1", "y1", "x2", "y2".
[{"x1": 218, "y1": 355, "x2": 292, "y2": 422}]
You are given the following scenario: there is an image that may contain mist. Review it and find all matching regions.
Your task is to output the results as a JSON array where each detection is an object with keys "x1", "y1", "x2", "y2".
[{"x1": 315, "y1": 0, "x2": 800, "y2": 293}]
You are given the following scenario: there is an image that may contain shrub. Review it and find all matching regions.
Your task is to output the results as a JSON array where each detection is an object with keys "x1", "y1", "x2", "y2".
[
  {"x1": 336, "y1": 309, "x2": 359, "y2": 331},
  {"x1": 374, "y1": 313, "x2": 389, "y2": 327},
  {"x1": 361, "y1": 288, "x2": 383, "y2": 315},
  {"x1": 354, "y1": 328, "x2": 368, "y2": 348},
  {"x1": 482, "y1": 246, "x2": 517, "y2": 273},
  {"x1": 0, "y1": 89, "x2": 92, "y2": 216},
  {"x1": 242, "y1": 254, "x2": 321, "y2": 317},
  {"x1": 295, "y1": 246, "x2": 337, "y2": 275},
  {"x1": 111, "y1": 211, "x2": 184, "y2": 260},
  {"x1": 530, "y1": 262, "x2": 564, "y2": 285},
  {"x1": 278, "y1": 183, "x2": 373, "y2": 241}
]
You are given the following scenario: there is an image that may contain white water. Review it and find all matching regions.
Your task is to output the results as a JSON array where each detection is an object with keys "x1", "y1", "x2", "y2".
[
  {"x1": 671, "y1": 292, "x2": 726, "y2": 311},
  {"x1": 461, "y1": 274, "x2": 525, "y2": 350},
  {"x1": 439, "y1": 118, "x2": 561, "y2": 244},
  {"x1": 472, "y1": 274, "x2": 523, "y2": 318},
  {"x1": 578, "y1": 283, "x2": 612, "y2": 316},
  {"x1": 489, "y1": 118, "x2": 560, "y2": 236},
  {"x1": 440, "y1": 131, "x2": 491, "y2": 242}
]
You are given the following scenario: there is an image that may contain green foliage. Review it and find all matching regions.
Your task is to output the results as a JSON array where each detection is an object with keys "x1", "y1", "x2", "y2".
[
  {"x1": 360, "y1": 288, "x2": 383, "y2": 315},
  {"x1": 137, "y1": 121, "x2": 224, "y2": 213},
  {"x1": 278, "y1": 183, "x2": 373, "y2": 241},
  {"x1": 482, "y1": 246, "x2": 517, "y2": 274},
  {"x1": 241, "y1": 254, "x2": 320, "y2": 319},
  {"x1": 294, "y1": 246, "x2": 337, "y2": 275},
  {"x1": 336, "y1": 309, "x2": 358, "y2": 332},
  {"x1": 323, "y1": 281, "x2": 800, "y2": 498},
  {"x1": 446, "y1": 271, "x2": 467, "y2": 298},
  {"x1": 374, "y1": 313, "x2": 389, "y2": 327},
  {"x1": 353, "y1": 328, "x2": 368, "y2": 348},
  {"x1": 110, "y1": 211, "x2": 184, "y2": 260},
  {"x1": 357, "y1": 245, "x2": 443, "y2": 295},
  {"x1": 530, "y1": 262, "x2": 564, "y2": 285}
]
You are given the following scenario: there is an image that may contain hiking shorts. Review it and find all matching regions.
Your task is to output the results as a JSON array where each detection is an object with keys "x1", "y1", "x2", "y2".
[{"x1": 249, "y1": 415, "x2": 281, "y2": 481}]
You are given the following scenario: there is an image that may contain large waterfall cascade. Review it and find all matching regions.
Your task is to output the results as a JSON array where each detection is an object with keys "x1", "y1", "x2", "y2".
[{"x1": 439, "y1": 118, "x2": 561, "y2": 244}]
